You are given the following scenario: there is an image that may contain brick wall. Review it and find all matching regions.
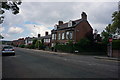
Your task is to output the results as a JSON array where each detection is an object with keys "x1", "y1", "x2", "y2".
[{"x1": 112, "y1": 50, "x2": 120, "y2": 58}]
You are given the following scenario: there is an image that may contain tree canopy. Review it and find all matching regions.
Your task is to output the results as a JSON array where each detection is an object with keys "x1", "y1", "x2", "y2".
[
  {"x1": 0, "y1": 0, "x2": 22, "y2": 24},
  {"x1": 101, "y1": 11, "x2": 120, "y2": 41}
]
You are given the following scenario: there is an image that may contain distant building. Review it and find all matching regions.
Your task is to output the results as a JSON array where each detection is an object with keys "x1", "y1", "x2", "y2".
[
  {"x1": 43, "y1": 32, "x2": 51, "y2": 47},
  {"x1": 37, "y1": 32, "x2": 51, "y2": 47},
  {"x1": 12, "y1": 38, "x2": 25, "y2": 47},
  {"x1": 51, "y1": 12, "x2": 93, "y2": 47},
  {"x1": 25, "y1": 37, "x2": 37, "y2": 45}
]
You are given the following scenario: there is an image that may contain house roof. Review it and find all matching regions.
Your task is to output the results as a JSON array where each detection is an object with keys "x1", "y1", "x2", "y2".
[
  {"x1": 43, "y1": 35, "x2": 51, "y2": 39},
  {"x1": 56, "y1": 19, "x2": 85, "y2": 30},
  {"x1": 25, "y1": 37, "x2": 37, "y2": 41}
]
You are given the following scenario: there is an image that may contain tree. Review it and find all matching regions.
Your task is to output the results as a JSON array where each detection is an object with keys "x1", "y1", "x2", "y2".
[
  {"x1": 101, "y1": 30, "x2": 109, "y2": 44},
  {"x1": 0, "y1": 0, "x2": 22, "y2": 24},
  {"x1": 35, "y1": 40, "x2": 44, "y2": 49},
  {"x1": 111, "y1": 11, "x2": 120, "y2": 34},
  {"x1": 101, "y1": 11, "x2": 120, "y2": 42}
]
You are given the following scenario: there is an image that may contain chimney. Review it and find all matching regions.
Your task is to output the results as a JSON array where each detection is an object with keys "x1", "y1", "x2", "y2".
[
  {"x1": 58, "y1": 21, "x2": 63, "y2": 25},
  {"x1": 45, "y1": 31, "x2": 48, "y2": 36},
  {"x1": 81, "y1": 12, "x2": 87, "y2": 20},
  {"x1": 38, "y1": 34, "x2": 41, "y2": 38}
]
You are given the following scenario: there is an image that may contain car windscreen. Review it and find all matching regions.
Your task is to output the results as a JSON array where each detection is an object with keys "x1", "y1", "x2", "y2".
[{"x1": 3, "y1": 46, "x2": 13, "y2": 49}]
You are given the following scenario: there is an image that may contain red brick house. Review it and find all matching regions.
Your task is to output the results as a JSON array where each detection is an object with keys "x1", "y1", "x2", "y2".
[
  {"x1": 43, "y1": 32, "x2": 51, "y2": 47},
  {"x1": 12, "y1": 38, "x2": 25, "y2": 47},
  {"x1": 51, "y1": 12, "x2": 93, "y2": 47}
]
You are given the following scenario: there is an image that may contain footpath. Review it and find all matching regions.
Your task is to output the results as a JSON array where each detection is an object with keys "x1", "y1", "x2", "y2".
[
  {"x1": 18, "y1": 47, "x2": 120, "y2": 61},
  {"x1": 94, "y1": 56, "x2": 119, "y2": 61}
]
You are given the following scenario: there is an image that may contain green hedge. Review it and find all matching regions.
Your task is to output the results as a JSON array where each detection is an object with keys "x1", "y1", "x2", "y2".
[
  {"x1": 19, "y1": 44, "x2": 25, "y2": 48},
  {"x1": 55, "y1": 38, "x2": 107, "y2": 55},
  {"x1": 112, "y1": 40, "x2": 120, "y2": 50},
  {"x1": 55, "y1": 44, "x2": 73, "y2": 53}
]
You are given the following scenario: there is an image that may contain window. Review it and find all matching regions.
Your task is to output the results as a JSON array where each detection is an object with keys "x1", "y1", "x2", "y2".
[
  {"x1": 62, "y1": 32, "x2": 65, "y2": 40},
  {"x1": 58, "y1": 33, "x2": 61, "y2": 40},
  {"x1": 52, "y1": 34, "x2": 56, "y2": 40},
  {"x1": 48, "y1": 39, "x2": 50, "y2": 42},
  {"x1": 69, "y1": 32, "x2": 73, "y2": 39},
  {"x1": 44, "y1": 39, "x2": 46, "y2": 42},
  {"x1": 52, "y1": 34, "x2": 54, "y2": 40},
  {"x1": 66, "y1": 32, "x2": 69, "y2": 39},
  {"x1": 68, "y1": 20, "x2": 72, "y2": 27},
  {"x1": 54, "y1": 34, "x2": 56, "y2": 40}
]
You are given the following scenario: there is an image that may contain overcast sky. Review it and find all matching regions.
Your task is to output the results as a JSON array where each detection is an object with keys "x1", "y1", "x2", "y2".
[{"x1": 0, "y1": 0, "x2": 119, "y2": 41}]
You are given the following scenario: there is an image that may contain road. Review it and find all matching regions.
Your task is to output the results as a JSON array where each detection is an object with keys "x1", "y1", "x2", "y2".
[{"x1": 2, "y1": 47, "x2": 119, "y2": 78}]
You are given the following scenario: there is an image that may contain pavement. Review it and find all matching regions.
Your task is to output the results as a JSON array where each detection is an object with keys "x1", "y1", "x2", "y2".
[
  {"x1": 26, "y1": 48, "x2": 120, "y2": 61},
  {"x1": 94, "y1": 56, "x2": 120, "y2": 61}
]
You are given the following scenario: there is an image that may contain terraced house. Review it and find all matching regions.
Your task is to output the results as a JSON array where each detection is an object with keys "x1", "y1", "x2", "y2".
[{"x1": 51, "y1": 12, "x2": 93, "y2": 47}]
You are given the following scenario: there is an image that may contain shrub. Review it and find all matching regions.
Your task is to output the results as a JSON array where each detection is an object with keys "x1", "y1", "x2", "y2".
[
  {"x1": 112, "y1": 40, "x2": 120, "y2": 50},
  {"x1": 19, "y1": 44, "x2": 25, "y2": 48},
  {"x1": 55, "y1": 38, "x2": 107, "y2": 55}
]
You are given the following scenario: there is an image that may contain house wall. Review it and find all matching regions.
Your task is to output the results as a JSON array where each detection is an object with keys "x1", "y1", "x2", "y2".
[
  {"x1": 54, "y1": 30, "x2": 74, "y2": 44},
  {"x1": 75, "y1": 21, "x2": 93, "y2": 42}
]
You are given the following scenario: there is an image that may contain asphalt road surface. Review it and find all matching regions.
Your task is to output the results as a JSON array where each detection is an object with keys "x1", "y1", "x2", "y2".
[{"x1": 2, "y1": 47, "x2": 119, "y2": 78}]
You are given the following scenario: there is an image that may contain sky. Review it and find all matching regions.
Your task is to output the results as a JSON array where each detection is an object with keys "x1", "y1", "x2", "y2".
[{"x1": 0, "y1": 0, "x2": 119, "y2": 41}]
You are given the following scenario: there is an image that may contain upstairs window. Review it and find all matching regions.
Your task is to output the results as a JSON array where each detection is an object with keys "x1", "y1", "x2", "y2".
[{"x1": 68, "y1": 20, "x2": 72, "y2": 27}]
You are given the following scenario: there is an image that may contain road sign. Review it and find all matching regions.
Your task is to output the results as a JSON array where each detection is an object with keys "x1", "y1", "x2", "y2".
[{"x1": 109, "y1": 38, "x2": 112, "y2": 42}]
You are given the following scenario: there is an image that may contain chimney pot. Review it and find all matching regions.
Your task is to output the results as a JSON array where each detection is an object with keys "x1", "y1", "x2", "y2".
[
  {"x1": 81, "y1": 12, "x2": 87, "y2": 20},
  {"x1": 58, "y1": 21, "x2": 63, "y2": 25},
  {"x1": 45, "y1": 32, "x2": 48, "y2": 36},
  {"x1": 38, "y1": 34, "x2": 41, "y2": 38}
]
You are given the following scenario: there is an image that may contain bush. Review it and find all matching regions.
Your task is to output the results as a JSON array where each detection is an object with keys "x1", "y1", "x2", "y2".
[
  {"x1": 25, "y1": 44, "x2": 34, "y2": 49},
  {"x1": 19, "y1": 44, "x2": 25, "y2": 48},
  {"x1": 55, "y1": 38, "x2": 107, "y2": 55},
  {"x1": 112, "y1": 40, "x2": 120, "y2": 50},
  {"x1": 35, "y1": 40, "x2": 45, "y2": 50}
]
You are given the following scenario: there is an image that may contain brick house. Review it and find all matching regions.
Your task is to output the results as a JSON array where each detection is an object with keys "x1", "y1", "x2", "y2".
[
  {"x1": 37, "y1": 32, "x2": 51, "y2": 47},
  {"x1": 43, "y1": 32, "x2": 51, "y2": 47},
  {"x1": 51, "y1": 12, "x2": 93, "y2": 47},
  {"x1": 12, "y1": 38, "x2": 25, "y2": 47},
  {"x1": 25, "y1": 37, "x2": 37, "y2": 45}
]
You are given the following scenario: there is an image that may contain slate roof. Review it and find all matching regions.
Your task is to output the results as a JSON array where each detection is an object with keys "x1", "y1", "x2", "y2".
[
  {"x1": 42, "y1": 35, "x2": 51, "y2": 39},
  {"x1": 56, "y1": 19, "x2": 84, "y2": 30}
]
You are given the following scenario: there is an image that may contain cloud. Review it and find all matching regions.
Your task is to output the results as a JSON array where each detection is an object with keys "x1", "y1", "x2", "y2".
[
  {"x1": 2, "y1": 33, "x2": 11, "y2": 38},
  {"x1": 24, "y1": 24, "x2": 51, "y2": 37},
  {"x1": 8, "y1": 27, "x2": 24, "y2": 34},
  {"x1": 1, "y1": 2, "x2": 118, "y2": 40},
  {"x1": 0, "y1": 26, "x2": 4, "y2": 32}
]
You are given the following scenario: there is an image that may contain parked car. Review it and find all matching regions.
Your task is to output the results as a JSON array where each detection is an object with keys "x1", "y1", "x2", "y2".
[{"x1": 2, "y1": 46, "x2": 15, "y2": 56}]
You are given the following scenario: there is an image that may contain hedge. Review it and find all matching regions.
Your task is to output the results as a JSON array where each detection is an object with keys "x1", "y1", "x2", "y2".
[
  {"x1": 55, "y1": 39, "x2": 107, "y2": 54},
  {"x1": 112, "y1": 40, "x2": 120, "y2": 50}
]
